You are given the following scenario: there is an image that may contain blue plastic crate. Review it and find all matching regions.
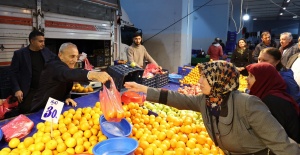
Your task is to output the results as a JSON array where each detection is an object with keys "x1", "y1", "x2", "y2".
[{"x1": 178, "y1": 66, "x2": 194, "y2": 76}]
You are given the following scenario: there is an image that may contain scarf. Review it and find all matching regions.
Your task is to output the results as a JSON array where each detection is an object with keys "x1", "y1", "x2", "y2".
[
  {"x1": 246, "y1": 63, "x2": 299, "y2": 114},
  {"x1": 199, "y1": 61, "x2": 240, "y2": 116}
]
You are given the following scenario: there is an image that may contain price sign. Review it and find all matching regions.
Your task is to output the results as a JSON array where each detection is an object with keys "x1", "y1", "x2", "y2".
[{"x1": 41, "y1": 97, "x2": 64, "y2": 123}]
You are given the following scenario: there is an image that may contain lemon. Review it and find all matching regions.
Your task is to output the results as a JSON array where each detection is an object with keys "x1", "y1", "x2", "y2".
[{"x1": 8, "y1": 138, "x2": 20, "y2": 149}]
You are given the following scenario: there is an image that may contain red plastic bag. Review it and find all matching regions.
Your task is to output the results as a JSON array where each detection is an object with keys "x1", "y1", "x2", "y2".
[
  {"x1": 84, "y1": 58, "x2": 94, "y2": 71},
  {"x1": 1, "y1": 114, "x2": 34, "y2": 142},
  {"x1": 3, "y1": 95, "x2": 18, "y2": 109},
  {"x1": 142, "y1": 63, "x2": 159, "y2": 78},
  {"x1": 0, "y1": 96, "x2": 18, "y2": 120},
  {"x1": 0, "y1": 105, "x2": 10, "y2": 120},
  {"x1": 99, "y1": 79, "x2": 124, "y2": 122}
]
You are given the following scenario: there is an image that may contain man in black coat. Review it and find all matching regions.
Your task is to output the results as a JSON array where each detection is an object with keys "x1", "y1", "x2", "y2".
[
  {"x1": 30, "y1": 42, "x2": 111, "y2": 113},
  {"x1": 10, "y1": 30, "x2": 57, "y2": 114},
  {"x1": 252, "y1": 31, "x2": 277, "y2": 62}
]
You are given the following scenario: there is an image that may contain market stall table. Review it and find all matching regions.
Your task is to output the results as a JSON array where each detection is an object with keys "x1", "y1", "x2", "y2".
[{"x1": 0, "y1": 82, "x2": 180, "y2": 148}]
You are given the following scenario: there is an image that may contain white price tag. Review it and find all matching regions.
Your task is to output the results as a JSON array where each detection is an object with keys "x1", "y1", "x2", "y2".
[{"x1": 41, "y1": 97, "x2": 64, "y2": 124}]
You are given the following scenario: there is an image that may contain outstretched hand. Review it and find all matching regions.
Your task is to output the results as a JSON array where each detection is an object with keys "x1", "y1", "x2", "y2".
[
  {"x1": 88, "y1": 71, "x2": 111, "y2": 83},
  {"x1": 65, "y1": 98, "x2": 77, "y2": 107},
  {"x1": 124, "y1": 82, "x2": 148, "y2": 93}
]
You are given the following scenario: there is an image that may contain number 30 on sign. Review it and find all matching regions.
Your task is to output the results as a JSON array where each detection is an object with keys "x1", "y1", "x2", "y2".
[{"x1": 41, "y1": 97, "x2": 64, "y2": 123}]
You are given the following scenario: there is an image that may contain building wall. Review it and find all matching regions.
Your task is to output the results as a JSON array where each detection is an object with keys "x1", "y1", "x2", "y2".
[
  {"x1": 121, "y1": 0, "x2": 193, "y2": 73},
  {"x1": 192, "y1": 0, "x2": 229, "y2": 52}
]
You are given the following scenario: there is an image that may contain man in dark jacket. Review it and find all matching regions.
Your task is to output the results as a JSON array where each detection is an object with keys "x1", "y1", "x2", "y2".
[
  {"x1": 30, "y1": 42, "x2": 111, "y2": 112},
  {"x1": 10, "y1": 30, "x2": 57, "y2": 114},
  {"x1": 252, "y1": 31, "x2": 277, "y2": 62}
]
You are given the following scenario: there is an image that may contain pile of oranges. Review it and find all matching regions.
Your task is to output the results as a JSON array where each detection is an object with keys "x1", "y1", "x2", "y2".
[
  {"x1": 124, "y1": 102, "x2": 224, "y2": 155},
  {"x1": 1, "y1": 102, "x2": 224, "y2": 155},
  {"x1": 71, "y1": 83, "x2": 94, "y2": 93},
  {"x1": 238, "y1": 75, "x2": 248, "y2": 92},
  {"x1": 179, "y1": 65, "x2": 201, "y2": 85},
  {"x1": 1, "y1": 102, "x2": 104, "y2": 155}
]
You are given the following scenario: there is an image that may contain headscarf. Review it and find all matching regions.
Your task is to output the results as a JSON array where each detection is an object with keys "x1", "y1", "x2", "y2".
[
  {"x1": 199, "y1": 61, "x2": 240, "y2": 116},
  {"x1": 246, "y1": 62, "x2": 299, "y2": 114}
]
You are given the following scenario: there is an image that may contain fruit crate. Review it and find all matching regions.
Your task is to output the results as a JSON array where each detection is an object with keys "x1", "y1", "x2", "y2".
[
  {"x1": 107, "y1": 64, "x2": 144, "y2": 91},
  {"x1": 142, "y1": 77, "x2": 157, "y2": 88},
  {"x1": 156, "y1": 69, "x2": 169, "y2": 88}
]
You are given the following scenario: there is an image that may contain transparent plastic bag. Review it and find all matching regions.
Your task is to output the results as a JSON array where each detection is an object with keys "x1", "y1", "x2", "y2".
[{"x1": 99, "y1": 79, "x2": 124, "y2": 122}]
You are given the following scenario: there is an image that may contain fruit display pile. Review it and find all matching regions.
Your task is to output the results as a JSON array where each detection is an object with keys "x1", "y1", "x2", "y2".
[
  {"x1": 1, "y1": 101, "x2": 224, "y2": 155},
  {"x1": 179, "y1": 65, "x2": 201, "y2": 85},
  {"x1": 238, "y1": 75, "x2": 248, "y2": 92},
  {"x1": 177, "y1": 84, "x2": 202, "y2": 95},
  {"x1": 71, "y1": 83, "x2": 94, "y2": 93}
]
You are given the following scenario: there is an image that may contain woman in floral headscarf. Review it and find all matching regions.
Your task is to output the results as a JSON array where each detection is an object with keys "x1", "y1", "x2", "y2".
[
  {"x1": 246, "y1": 62, "x2": 300, "y2": 143},
  {"x1": 124, "y1": 61, "x2": 299, "y2": 155}
]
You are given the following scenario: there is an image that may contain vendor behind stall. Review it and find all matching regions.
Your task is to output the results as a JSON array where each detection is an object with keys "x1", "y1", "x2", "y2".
[
  {"x1": 126, "y1": 32, "x2": 161, "y2": 69},
  {"x1": 29, "y1": 42, "x2": 111, "y2": 113}
]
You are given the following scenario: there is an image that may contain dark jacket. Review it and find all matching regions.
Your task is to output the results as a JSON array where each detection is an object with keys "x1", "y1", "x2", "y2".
[
  {"x1": 10, "y1": 46, "x2": 57, "y2": 97},
  {"x1": 252, "y1": 41, "x2": 277, "y2": 62},
  {"x1": 279, "y1": 69, "x2": 300, "y2": 104},
  {"x1": 230, "y1": 48, "x2": 252, "y2": 68},
  {"x1": 30, "y1": 59, "x2": 89, "y2": 112},
  {"x1": 262, "y1": 95, "x2": 300, "y2": 143}
]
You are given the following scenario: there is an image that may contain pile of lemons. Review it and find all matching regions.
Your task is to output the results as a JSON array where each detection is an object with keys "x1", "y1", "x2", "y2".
[
  {"x1": 1, "y1": 102, "x2": 105, "y2": 155},
  {"x1": 238, "y1": 75, "x2": 248, "y2": 92},
  {"x1": 179, "y1": 65, "x2": 201, "y2": 85},
  {"x1": 71, "y1": 83, "x2": 94, "y2": 93}
]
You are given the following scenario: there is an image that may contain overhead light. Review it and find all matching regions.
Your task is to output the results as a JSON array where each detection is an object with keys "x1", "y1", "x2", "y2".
[
  {"x1": 253, "y1": 18, "x2": 257, "y2": 20},
  {"x1": 287, "y1": 0, "x2": 290, "y2": 3},
  {"x1": 283, "y1": 7, "x2": 286, "y2": 10},
  {"x1": 293, "y1": 16, "x2": 298, "y2": 18},
  {"x1": 280, "y1": 13, "x2": 283, "y2": 15},
  {"x1": 243, "y1": 14, "x2": 250, "y2": 21}
]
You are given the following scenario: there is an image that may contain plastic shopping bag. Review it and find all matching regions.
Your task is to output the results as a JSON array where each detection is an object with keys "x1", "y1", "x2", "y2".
[
  {"x1": 84, "y1": 58, "x2": 94, "y2": 71},
  {"x1": 0, "y1": 96, "x2": 18, "y2": 120},
  {"x1": 1, "y1": 114, "x2": 34, "y2": 142},
  {"x1": 99, "y1": 79, "x2": 124, "y2": 122}
]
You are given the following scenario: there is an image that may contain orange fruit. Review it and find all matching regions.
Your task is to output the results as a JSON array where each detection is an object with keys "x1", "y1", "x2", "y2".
[
  {"x1": 186, "y1": 140, "x2": 196, "y2": 149},
  {"x1": 23, "y1": 137, "x2": 34, "y2": 148},
  {"x1": 134, "y1": 147, "x2": 143, "y2": 154},
  {"x1": 139, "y1": 140, "x2": 149, "y2": 150},
  {"x1": 46, "y1": 140, "x2": 57, "y2": 150},
  {"x1": 41, "y1": 135, "x2": 51, "y2": 143},
  {"x1": 41, "y1": 149, "x2": 52, "y2": 155},
  {"x1": 83, "y1": 130, "x2": 92, "y2": 138},
  {"x1": 196, "y1": 134, "x2": 207, "y2": 145},
  {"x1": 83, "y1": 141, "x2": 91, "y2": 151},
  {"x1": 66, "y1": 148, "x2": 75, "y2": 155},
  {"x1": 174, "y1": 148, "x2": 185, "y2": 155},
  {"x1": 175, "y1": 141, "x2": 186, "y2": 148},
  {"x1": 34, "y1": 142, "x2": 45, "y2": 151},
  {"x1": 65, "y1": 137, "x2": 76, "y2": 148},
  {"x1": 31, "y1": 151, "x2": 42, "y2": 155},
  {"x1": 61, "y1": 132, "x2": 71, "y2": 141},
  {"x1": 8, "y1": 138, "x2": 20, "y2": 149},
  {"x1": 144, "y1": 147, "x2": 154, "y2": 155},
  {"x1": 74, "y1": 145, "x2": 85, "y2": 154},
  {"x1": 56, "y1": 143, "x2": 67, "y2": 153}
]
